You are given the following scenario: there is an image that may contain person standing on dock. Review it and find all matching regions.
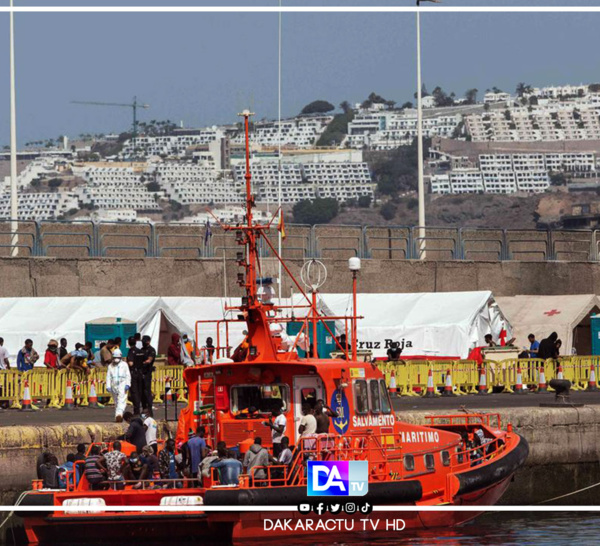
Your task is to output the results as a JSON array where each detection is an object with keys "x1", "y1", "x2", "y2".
[
  {"x1": 106, "y1": 349, "x2": 131, "y2": 423},
  {"x1": 141, "y1": 335, "x2": 156, "y2": 416},
  {"x1": 127, "y1": 336, "x2": 144, "y2": 416},
  {"x1": 17, "y1": 339, "x2": 39, "y2": 372},
  {"x1": 0, "y1": 337, "x2": 10, "y2": 370}
]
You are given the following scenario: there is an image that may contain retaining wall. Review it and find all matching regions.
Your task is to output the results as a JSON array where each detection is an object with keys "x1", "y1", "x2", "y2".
[{"x1": 3, "y1": 257, "x2": 600, "y2": 298}]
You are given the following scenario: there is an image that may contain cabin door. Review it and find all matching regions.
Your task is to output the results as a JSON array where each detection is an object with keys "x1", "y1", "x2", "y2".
[{"x1": 292, "y1": 375, "x2": 325, "y2": 442}]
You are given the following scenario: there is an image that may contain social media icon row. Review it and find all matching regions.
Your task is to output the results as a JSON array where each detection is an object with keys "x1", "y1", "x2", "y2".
[{"x1": 298, "y1": 502, "x2": 373, "y2": 515}]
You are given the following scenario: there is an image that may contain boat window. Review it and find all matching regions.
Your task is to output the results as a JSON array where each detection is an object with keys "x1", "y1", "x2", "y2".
[
  {"x1": 231, "y1": 384, "x2": 289, "y2": 414},
  {"x1": 379, "y1": 380, "x2": 392, "y2": 414},
  {"x1": 354, "y1": 380, "x2": 369, "y2": 414},
  {"x1": 300, "y1": 387, "x2": 317, "y2": 410},
  {"x1": 456, "y1": 446, "x2": 464, "y2": 465},
  {"x1": 441, "y1": 450, "x2": 450, "y2": 467},
  {"x1": 424, "y1": 453, "x2": 435, "y2": 471},
  {"x1": 369, "y1": 380, "x2": 381, "y2": 414},
  {"x1": 403, "y1": 455, "x2": 415, "y2": 472}
]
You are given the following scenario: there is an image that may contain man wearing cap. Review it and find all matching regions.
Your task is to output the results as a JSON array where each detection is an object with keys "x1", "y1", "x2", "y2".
[
  {"x1": 106, "y1": 349, "x2": 131, "y2": 423},
  {"x1": 44, "y1": 340, "x2": 60, "y2": 370}
]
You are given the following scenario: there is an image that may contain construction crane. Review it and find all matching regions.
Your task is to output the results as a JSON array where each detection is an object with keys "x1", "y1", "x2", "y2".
[{"x1": 71, "y1": 96, "x2": 150, "y2": 145}]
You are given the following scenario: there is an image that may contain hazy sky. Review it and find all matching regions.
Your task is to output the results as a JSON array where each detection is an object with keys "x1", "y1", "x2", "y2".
[{"x1": 2, "y1": 2, "x2": 600, "y2": 145}]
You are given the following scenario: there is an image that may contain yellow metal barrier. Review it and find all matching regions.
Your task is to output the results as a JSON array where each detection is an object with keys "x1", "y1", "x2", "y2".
[
  {"x1": 23, "y1": 368, "x2": 61, "y2": 408},
  {"x1": 453, "y1": 360, "x2": 479, "y2": 394},
  {"x1": 0, "y1": 369, "x2": 22, "y2": 409},
  {"x1": 152, "y1": 365, "x2": 187, "y2": 403},
  {"x1": 55, "y1": 369, "x2": 90, "y2": 407},
  {"x1": 90, "y1": 367, "x2": 114, "y2": 405}
]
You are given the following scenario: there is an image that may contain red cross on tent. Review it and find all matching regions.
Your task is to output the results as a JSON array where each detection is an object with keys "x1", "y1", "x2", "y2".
[{"x1": 544, "y1": 309, "x2": 561, "y2": 317}]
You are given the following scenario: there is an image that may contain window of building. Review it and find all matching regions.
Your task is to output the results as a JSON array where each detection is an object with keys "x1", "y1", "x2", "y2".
[{"x1": 354, "y1": 380, "x2": 369, "y2": 414}]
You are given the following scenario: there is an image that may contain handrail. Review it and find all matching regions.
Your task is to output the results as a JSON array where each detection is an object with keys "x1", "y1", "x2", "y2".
[{"x1": 2, "y1": 218, "x2": 600, "y2": 261}]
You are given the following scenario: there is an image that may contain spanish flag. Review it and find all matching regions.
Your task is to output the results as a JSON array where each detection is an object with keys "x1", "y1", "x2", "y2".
[{"x1": 278, "y1": 209, "x2": 286, "y2": 240}]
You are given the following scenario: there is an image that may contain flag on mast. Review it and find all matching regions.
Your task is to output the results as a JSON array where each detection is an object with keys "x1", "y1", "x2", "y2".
[{"x1": 278, "y1": 209, "x2": 286, "y2": 240}]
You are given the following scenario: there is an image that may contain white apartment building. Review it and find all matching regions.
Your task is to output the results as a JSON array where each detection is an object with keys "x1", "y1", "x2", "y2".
[
  {"x1": 0, "y1": 191, "x2": 79, "y2": 220},
  {"x1": 74, "y1": 165, "x2": 162, "y2": 210},
  {"x1": 230, "y1": 116, "x2": 334, "y2": 149},
  {"x1": 121, "y1": 127, "x2": 224, "y2": 158},
  {"x1": 449, "y1": 170, "x2": 484, "y2": 193},
  {"x1": 429, "y1": 174, "x2": 451, "y2": 194},
  {"x1": 234, "y1": 161, "x2": 374, "y2": 203},
  {"x1": 482, "y1": 171, "x2": 517, "y2": 193},
  {"x1": 466, "y1": 105, "x2": 600, "y2": 142},
  {"x1": 484, "y1": 92, "x2": 512, "y2": 104},
  {"x1": 347, "y1": 111, "x2": 461, "y2": 149}
]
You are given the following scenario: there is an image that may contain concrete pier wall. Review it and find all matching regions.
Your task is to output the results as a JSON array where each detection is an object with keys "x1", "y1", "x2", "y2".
[{"x1": 2, "y1": 257, "x2": 600, "y2": 298}]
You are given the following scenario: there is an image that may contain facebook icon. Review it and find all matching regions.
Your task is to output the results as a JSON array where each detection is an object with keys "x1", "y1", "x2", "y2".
[{"x1": 307, "y1": 461, "x2": 369, "y2": 496}]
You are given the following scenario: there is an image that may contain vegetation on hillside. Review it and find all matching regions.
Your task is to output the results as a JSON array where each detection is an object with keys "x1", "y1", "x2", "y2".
[
  {"x1": 293, "y1": 198, "x2": 339, "y2": 224},
  {"x1": 317, "y1": 109, "x2": 354, "y2": 147},
  {"x1": 300, "y1": 100, "x2": 335, "y2": 115}
]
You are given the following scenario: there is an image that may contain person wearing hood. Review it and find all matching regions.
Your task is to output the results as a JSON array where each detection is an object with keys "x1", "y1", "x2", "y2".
[
  {"x1": 168, "y1": 333, "x2": 183, "y2": 366},
  {"x1": 242, "y1": 437, "x2": 270, "y2": 483},
  {"x1": 105, "y1": 348, "x2": 131, "y2": 422},
  {"x1": 537, "y1": 332, "x2": 559, "y2": 361},
  {"x1": 44, "y1": 340, "x2": 60, "y2": 370}
]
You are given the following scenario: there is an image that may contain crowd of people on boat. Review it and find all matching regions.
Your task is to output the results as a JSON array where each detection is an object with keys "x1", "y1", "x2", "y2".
[{"x1": 34, "y1": 396, "x2": 340, "y2": 491}]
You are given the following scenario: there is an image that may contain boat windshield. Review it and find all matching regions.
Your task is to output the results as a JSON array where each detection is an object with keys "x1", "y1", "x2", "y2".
[{"x1": 231, "y1": 384, "x2": 290, "y2": 414}]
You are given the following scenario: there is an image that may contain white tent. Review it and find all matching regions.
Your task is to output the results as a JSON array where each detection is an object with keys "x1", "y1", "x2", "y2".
[
  {"x1": 0, "y1": 297, "x2": 190, "y2": 361},
  {"x1": 163, "y1": 297, "x2": 247, "y2": 352},
  {"x1": 291, "y1": 291, "x2": 511, "y2": 359},
  {"x1": 496, "y1": 294, "x2": 600, "y2": 356}
]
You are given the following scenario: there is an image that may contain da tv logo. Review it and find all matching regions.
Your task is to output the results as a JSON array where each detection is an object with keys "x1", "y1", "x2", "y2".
[{"x1": 307, "y1": 461, "x2": 368, "y2": 496}]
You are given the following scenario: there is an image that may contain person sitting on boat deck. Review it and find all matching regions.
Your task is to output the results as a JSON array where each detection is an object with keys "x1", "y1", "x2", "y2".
[
  {"x1": 141, "y1": 445, "x2": 160, "y2": 478},
  {"x1": 43, "y1": 339, "x2": 60, "y2": 370},
  {"x1": 17, "y1": 338, "x2": 39, "y2": 372},
  {"x1": 106, "y1": 350, "x2": 131, "y2": 423},
  {"x1": 243, "y1": 437, "x2": 270, "y2": 484},
  {"x1": 84, "y1": 445, "x2": 108, "y2": 490},
  {"x1": 182, "y1": 333, "x2": 196, "y2": 365},
  {"x1": 232, "y1": 331, "x2": 249, "y2": 362},
  {"x1": 298, "y1": 404, "x2": 317, "y2": 438},
  {"x1": 159, "y1": 439, "x2": 181, "y2": 487},
  {"x1": 167, "y1": 333, "x2": 183, "y2": 366},
  {"x1": 203, "y1": 336, "x2": 216, "y2": 364},
  {"x1": 39, "y1": 452, "x2": 60, "y2": 489},
  {"x1": 262, "y1": 407, "x2": 287, "y2": 458},
  {"x1": 120, "y1": 412, "x2": 147, "y2": 453},
  {"x1": 314, "y1": 399, "x2": 337, "y2": 435},
  {"x1": 58, "y1": 453, "x2": 80, "y2": 489},
  {"x1": 210, "y1": 441, "x2": 243, "y2": 486},
  {"x1": 123, "y1": 451, "x2": 150, "y2": 489},
  {"x1": 103, "y1": 441, "x2": 127, "y2": 490}
]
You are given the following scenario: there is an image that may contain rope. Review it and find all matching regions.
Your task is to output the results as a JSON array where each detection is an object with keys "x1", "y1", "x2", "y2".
[
  {"x1": 535, "y1": 480, "x2": 600, "y2": 504},
  {"x1": 0, "y1": 490, "x2": 27, "y2": 533}
]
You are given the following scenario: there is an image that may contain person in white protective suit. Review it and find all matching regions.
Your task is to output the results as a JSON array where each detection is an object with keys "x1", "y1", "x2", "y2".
[{"x1": 105, "y1": 349, "x2": 131, "y2": 423}]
